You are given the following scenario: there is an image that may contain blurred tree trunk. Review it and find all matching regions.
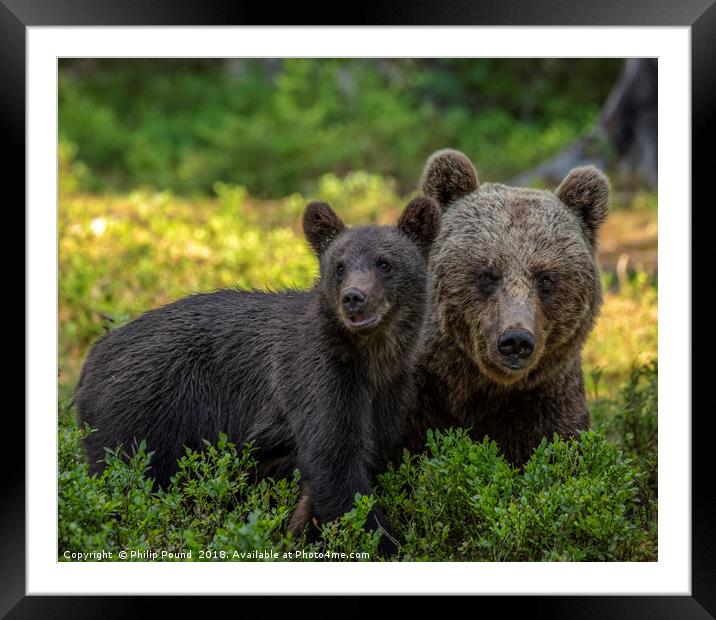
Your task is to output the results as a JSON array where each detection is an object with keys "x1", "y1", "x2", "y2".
[{"x1": 512, "y1": 59, "x2": 657, "y2": 189}]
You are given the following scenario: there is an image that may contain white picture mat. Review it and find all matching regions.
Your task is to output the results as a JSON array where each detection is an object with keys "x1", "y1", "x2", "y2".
[{"x1": 27, "y1": 26, "x2": 689, "y2": 594}]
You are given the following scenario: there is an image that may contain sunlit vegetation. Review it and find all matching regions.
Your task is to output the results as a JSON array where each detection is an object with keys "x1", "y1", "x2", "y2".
[{"x1": 58, "y1": 58, "x2": 656, "y2": 561}]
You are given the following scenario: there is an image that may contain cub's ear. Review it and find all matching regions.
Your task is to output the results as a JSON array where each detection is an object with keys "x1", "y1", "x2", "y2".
[
  {"x1": 398, "y1": 196, "x2": 442, "y2": 256},
  {"x1": 303, "y1": 201, "x2": 345, "y2": 256},
  {"x1": 556, "y1": 166, "x2": 610, "y2": 245},
  {"x1": 420, "y1": 148, "x2": 478, "y2": 212}
]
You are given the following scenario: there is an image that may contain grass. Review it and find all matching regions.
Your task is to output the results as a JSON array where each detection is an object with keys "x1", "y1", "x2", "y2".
[{"x1": 58, "y1": 166, "x2": 657, "y2": 561}]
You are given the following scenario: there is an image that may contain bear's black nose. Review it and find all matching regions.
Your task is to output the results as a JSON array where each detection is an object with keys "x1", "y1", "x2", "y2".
[
  {"x1": 341, "y1": 288, "x2": 367, "y2": 313},
  {"x1": 498, "y1": 329, "x2": 535, "y2": 360}
]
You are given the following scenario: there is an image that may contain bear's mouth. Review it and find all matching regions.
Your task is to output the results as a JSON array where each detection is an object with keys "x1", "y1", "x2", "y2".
[
  {"x1": 480, "y1": 358, "x2": 533, "y2": 386},
  {"x1": 503, "y1": 357, "x2": 532, "y2": 372},
  {"x1": 345, "y1": 312, "x2": 379, "y2": 330}
]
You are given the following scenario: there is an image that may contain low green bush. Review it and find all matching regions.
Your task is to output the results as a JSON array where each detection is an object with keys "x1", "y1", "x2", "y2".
[
  {"x1": 58, "y1": 362, "x2": 657, "y2": 562},
  {"x1": 379, "y1": 427, "x2": 651, "y2": 561}
]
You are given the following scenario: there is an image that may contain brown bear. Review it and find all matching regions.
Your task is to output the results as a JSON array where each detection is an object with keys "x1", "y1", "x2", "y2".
[
  {"x1": 407, "y1": 149, "x2": 609, "y2": 466},
  {"x1": 76, "y1": 196, "x2": 441, "y2": 554}
]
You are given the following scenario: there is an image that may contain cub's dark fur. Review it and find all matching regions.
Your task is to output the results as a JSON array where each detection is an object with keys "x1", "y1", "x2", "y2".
[{"x1": 76, "y1": 197, "x2": 441, "y2": 544}]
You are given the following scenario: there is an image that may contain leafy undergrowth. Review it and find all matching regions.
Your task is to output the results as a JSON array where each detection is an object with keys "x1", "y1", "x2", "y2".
[
  {"x1": 59, "y1": 175, "x2": 657, "y2": 399},
  {"x1": 584, "y1": 270, "x2": 658, "y2": 400},
  {"x1": 59, "y1": 362, "x2": 657, "y2": 562}
]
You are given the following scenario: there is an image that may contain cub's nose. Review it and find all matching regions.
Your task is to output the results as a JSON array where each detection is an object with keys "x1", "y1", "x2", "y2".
[
  {"x1": 341, "y1": 288, "x2": 367, "y2": 313},
  {"x1": 498, "y1": 329, "x2": 535, "y2": 360}
]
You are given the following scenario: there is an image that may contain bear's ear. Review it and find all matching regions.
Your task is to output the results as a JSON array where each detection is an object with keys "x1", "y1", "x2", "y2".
[
  {"x1": 556, "y1": 166, "x2": 610, "y2": 245},
  {"x1": 303, "y1": 201, "x2": 346, "y2": 256},
  {"x1": 397, "y1": 196, "x2": 442, "y2": 256},
  {"x1": 420, "y1": 148, "x2": 479, "y2": 211}
]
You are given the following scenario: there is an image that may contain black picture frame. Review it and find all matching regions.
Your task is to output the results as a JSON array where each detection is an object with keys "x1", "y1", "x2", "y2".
[{"x1": 8, "y1": 0, "x2": 712, "y2": 615}]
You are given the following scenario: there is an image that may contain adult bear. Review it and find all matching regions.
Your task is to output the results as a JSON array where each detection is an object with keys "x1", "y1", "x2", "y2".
[{"x1": 409, "y1": 149, "x2": 609, "y2": 466}]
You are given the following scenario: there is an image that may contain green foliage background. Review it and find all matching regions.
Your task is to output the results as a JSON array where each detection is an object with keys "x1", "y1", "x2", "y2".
[
  {"x1": 59, "y1": 59, "x2": 621, "y2": 197},
  {"x1": 58, "y1": 59, "x2": 657, "y2": 562}
]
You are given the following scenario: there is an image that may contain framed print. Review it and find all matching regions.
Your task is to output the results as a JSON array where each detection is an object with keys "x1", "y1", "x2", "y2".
[{"x1": 8, "y1": 0, "x2": 713, "y2": 614}]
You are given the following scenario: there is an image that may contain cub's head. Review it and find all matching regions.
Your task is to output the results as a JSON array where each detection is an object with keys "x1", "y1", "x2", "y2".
[
  {"x1": 303, "y1": 197, "x2": 441, "y2": 335},
  {"x1": 421, "y1": 149, "x2": 609, "y2": 386}
]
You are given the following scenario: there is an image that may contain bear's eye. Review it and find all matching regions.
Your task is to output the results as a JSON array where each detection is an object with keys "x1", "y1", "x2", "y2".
[
  {"x1": 537, "y1": 274, "x2": 555, "y2": 291},
  {"x1": 377, "y1": 258, "x2": 392, "y2": 273},
  {"x1": 335, "y1": 264, "x2": 345, "y2": 278},
  {"x1": 476, "y1": 271, "x2": 500, "y2": 296}
]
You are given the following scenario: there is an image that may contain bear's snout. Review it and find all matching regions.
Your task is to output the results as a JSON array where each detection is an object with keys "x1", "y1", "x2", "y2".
[
  {"x1": 341, "y1": 287, "x2": 368, "y2": 314},
  {"x1": 339, "y1": 282, "x2": 382, "y2": 330},
  {"x1": 497, "y1": 329, "x2": 535, "y2": 367},
  {"x1": 338, "y1": 269, "x2": 389, "y2": 331}
]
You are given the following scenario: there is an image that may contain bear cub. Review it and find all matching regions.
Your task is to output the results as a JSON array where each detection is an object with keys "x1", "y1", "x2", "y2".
[{"x1": 75, "y1": 196, "x2": 441, "y2": 548}]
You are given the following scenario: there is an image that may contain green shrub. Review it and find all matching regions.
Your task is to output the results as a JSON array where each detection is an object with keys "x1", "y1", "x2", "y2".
[
  {"x1": 596, "y1": 361, "x2": 658, "y2": 548},
  {"x1": 59, "y1": 428, "x2": 303, "y2": 560},
  {"x1": 319, "y1": 495, "x2": 382, "y2": 561},
  {"x1": 59, "y1": 362, "x2": 657, "y2": 562},
  {"x1": 377, "y1": 428, "x2": 651, "y2": 561}
]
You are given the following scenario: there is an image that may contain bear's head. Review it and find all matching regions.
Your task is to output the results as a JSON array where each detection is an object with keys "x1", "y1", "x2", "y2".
[
  {"x1": 421, "y1": 149, "x2": 609, "y2": 387},
  {"x1": 303, "y1": 196, "x2": 441, "y2": 336}
]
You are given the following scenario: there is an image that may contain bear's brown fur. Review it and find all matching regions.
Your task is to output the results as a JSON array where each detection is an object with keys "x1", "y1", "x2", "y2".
[{"x1": 408, "y1": 149, "x2": 609, "y2": 466}]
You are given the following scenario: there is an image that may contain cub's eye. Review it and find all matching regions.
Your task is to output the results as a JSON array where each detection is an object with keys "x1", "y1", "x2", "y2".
[
  {"x1": 537, "y1": 274, "x2": 555, "y2": 291},
  {"x1": 377, "y1": 259, "x2": 392, "y2": 273},
  {"x1": 335, "y1": 264, "x2": 345, "y2": 278}
]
